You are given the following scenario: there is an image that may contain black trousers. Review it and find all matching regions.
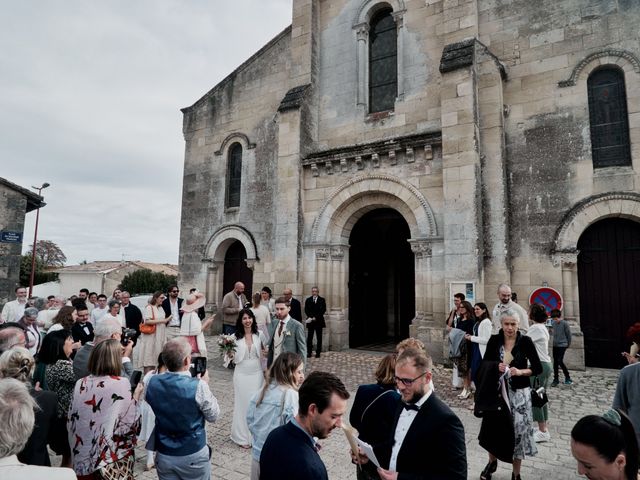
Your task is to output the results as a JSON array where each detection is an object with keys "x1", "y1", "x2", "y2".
[
  {"x1": 553, "y1": 346, "x2": 570, "y2": 380},
  {"x1": 306, "y1": 324, "x2": 323, "y2": 356}
]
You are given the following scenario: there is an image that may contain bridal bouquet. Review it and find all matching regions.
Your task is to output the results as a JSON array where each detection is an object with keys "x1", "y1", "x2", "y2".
[{"x1": 218, "y1": 334, "x2": 237, "y2": 368}]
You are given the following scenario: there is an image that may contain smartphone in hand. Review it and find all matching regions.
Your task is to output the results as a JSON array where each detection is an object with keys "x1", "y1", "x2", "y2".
[{"x1": 190, "y1": 356, "x2": 207, "y2": 377}]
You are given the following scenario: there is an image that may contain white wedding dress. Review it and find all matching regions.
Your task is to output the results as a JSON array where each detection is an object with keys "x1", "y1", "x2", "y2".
[{"x1": 230, "y1": 334, "x2": 265, "y2": 446}]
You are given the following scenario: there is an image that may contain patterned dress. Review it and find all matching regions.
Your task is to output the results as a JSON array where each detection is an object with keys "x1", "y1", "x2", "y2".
[{"x1": 67, "y1": 375, "x2": 140, "y2": 477}]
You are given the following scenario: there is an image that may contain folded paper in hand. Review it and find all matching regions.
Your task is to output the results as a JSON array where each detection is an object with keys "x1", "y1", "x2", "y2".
[{"x1": 356, "y1": 438, "x2": 381, "y2": 469}]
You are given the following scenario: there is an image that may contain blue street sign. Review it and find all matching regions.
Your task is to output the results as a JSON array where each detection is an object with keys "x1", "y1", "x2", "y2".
[{"x1": 0, "y1": 231, "x2": 23, "y2": 243}]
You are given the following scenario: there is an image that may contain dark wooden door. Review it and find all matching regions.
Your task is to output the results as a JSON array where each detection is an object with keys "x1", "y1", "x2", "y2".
[
  {"x1": 348, "y1": 208, "x2": 414, "y2": 348},
  {"x1": 223, "y1": 241, "x2": 253, "y2": 302},
  {"x1": 578, "y1": 218, "x2": 640, "y2": 368}
]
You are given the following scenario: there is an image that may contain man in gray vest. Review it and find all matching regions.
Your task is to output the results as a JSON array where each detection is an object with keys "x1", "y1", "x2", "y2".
[{"x1": 147, "y1": 337, "x2": 220, "y2": 480}]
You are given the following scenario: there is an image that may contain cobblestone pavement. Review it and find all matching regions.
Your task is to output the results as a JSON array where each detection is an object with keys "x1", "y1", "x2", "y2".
[{"x1": 54, "y1": 342, "x2": 618, "y2": 479}]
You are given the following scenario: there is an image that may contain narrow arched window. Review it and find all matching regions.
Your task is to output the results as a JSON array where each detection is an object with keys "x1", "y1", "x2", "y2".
[
  {"x1": 588, "y1": 67, "x2": 631, "y2": 168},
  {"x1": 226, "y1": 143, "x2": 242, "y2": 208},
  {"x1": 369, "y1": 8, "x2": 397, "y2": 113}
]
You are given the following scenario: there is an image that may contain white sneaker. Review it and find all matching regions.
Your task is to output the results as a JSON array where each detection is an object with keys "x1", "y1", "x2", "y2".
[{"x1": 534, "y1": 430, "x2": 551, "y2": 443}]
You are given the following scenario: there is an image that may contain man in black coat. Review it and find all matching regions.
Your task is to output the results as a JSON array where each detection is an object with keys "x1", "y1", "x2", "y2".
[
  {"x1": 304, "y1": 286, "x2": 327, "y2": 358},
  {"x1": 162, "y1": 285, "x2": 184, "y2": 341},
  {"x1": 283, "y1": 287, "x2": 302, "y2": 323},
  {"x1": 120, "y1": 291, "x2": 142, "y2": 340},
  {"x1": 260, "y1": 371, "x2": 350, "y2": 480},
  {"x1": 356, "y1": 348, "x2": 467, "y2": 480}
]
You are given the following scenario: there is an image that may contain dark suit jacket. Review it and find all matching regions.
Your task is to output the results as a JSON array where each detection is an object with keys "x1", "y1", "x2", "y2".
[
  {"x1": 304, "y1": 295, "x2": 327, "y2": 329},
  {"x1": 161, "y1": 297, "x2": 183, "y2": 324},
  {"x1": 71, "y1": 321, "x2": 94, "y2": 345},
  {"x1": 350, "y1": 382, "x2": 400, "y2": 475},
  {"x1": 18, "y1": 388, "x2": 57, "y2": 466},
  {"x1": 122, "y1": 302, "x2": 143, "y2": 335},
  {"x1": 260, "y1": 421, "x2": 328, "y2": 480},
  {"x1": 378, "y1": 394, "x2": 467, "y2": 479},
  {"x1": 289, "y1": 297, "x2": 302, "y2": 323}
]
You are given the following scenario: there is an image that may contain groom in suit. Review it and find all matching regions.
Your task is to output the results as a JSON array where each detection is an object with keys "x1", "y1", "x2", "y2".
[
  {"x1": 355, "y1": 348, "x2": 467, "y2": 479},
  {"x1": 267, "y1": 297, "x2": 307, "y2": 367},
  {"x1": 304, "y1": 286, "x2": 327, "y2": 358}
]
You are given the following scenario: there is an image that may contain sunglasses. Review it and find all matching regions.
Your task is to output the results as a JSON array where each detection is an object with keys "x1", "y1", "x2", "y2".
[
  {"x1": 171, "y1": 290, "x2": 179, "y2": 293},
  {"x1": 394, "y1": 371, "x2": 427, "y2": 386}
]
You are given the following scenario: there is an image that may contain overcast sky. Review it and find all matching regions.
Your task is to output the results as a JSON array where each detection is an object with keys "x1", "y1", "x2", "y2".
[{"x1": 1, "y1": 0, "x2": 291, "y2": 265}]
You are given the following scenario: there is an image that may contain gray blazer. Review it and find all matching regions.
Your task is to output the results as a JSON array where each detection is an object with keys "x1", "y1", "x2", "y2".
[{"x1": 267, "y1": 316, "x2": 307, "y2": 367}]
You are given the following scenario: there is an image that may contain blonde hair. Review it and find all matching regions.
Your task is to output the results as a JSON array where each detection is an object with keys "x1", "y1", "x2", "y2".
[
  {"x1": 0, "y1": 347, "x2": 34, "y2": 384},
  {"x1": 88, "y1": 339, "x2": 122, "y2": 376},
  {"x1": 396, "y1": 337, "x2": 425, "y2": 354}
]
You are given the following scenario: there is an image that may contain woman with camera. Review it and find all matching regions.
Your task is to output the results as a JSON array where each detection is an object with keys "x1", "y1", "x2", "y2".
[
  {"x1": 68, "y1": 339, "x2": 142, "y2": 479},
  {"x1": 138, "y1": 291, "x2": 172, "y2": 374}
]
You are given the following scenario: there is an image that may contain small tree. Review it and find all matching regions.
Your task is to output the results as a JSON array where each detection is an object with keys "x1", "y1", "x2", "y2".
[
  {"x1": 31, "y1": 240, "x2": 67, "y2": 267},
  {"x1": 119, "y1": 269, "x2": 178, "y2": 296},
  {"x1": 19, "y1": 254, "x2": 58, "y2": 286}
]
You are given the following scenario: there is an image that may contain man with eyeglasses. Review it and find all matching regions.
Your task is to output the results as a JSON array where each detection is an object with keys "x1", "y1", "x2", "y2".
[
  {"x1": 1, "y1": 286, "x2": 28, "y2": 324},
  {"x1": 162, "y1": 285, "x2": 184, "y2": 341},
  {"x1": 355, "y1": 348, "x2": 466, "y2": 479}
]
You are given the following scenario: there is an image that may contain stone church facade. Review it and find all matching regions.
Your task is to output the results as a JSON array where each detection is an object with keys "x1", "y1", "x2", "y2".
[{"x1": 178, "y1": 0, "x2": 640, "y2": 369}]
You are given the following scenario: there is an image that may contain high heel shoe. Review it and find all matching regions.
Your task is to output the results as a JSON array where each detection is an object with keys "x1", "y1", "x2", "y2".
[
  {"x1": 480, "y1": 460, "x2": 497, "y2": 480},
  {"x1": 511, "y1": 473, "x2": 521, "y2": 480},
  {"x1": 458, "y1": 388, "x2": 471, "y2": 400}
]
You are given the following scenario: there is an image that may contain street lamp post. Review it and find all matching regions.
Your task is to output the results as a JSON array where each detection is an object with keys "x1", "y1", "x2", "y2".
[{"x1": 28, "y1": 182, "x2": 50, "y2": 297}]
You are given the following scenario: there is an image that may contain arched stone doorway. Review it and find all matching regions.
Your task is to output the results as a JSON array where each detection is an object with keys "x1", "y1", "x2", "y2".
[
  {"x1": 223, "y1": 240, "x2": 253, "y2": 301},
  {"x1": 578, "y1": 218, "x2": 640, "y2": 368},
  {"x1": 348, "y1": 208, "x2": 414, "y2": 348}
]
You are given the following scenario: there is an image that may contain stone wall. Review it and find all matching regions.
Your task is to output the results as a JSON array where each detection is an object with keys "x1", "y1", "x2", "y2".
[{"x1": 0, "y1": 183, "x2": 29, "y2": 307}]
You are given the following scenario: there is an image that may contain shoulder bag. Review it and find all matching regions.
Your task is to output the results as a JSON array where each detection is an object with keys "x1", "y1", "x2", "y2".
[
  {"x1": 530, "y1": 376, "x2": 549, "y2": 408},
  {"x1": 139, "y1": 307, "x2": 157, "y2": 335}
]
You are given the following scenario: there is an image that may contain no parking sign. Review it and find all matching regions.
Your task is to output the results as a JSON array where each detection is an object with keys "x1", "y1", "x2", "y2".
[{"x1": 529, "y1": 287, "x2": 563, "y2": 315}]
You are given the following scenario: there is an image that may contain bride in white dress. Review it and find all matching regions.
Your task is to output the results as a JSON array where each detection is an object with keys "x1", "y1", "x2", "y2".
[{"x1": 230, "y1": 309, "x2": 265, "y2": 447}]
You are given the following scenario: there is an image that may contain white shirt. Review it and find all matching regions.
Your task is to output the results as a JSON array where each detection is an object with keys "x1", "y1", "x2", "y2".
[
  {"x1": 272, "y1": 315, "x2": 291, "y2": 360},
  {"x1": 168, "y1": 298, "x2": 180, "y2": 327},
  {"x1": 527, "y1": 323, "x2": 551, "y2": 363},
  {"x1": 100, "y1": 313, "x2": 123, "y2": 327},
  {"x1": 492, "y1": 300, "x2": 529, "y2": 334},
  {"x1": 90, "y1": 307, "x2": 108, "y2": 325},
  {"x1": 0, "y1": 299, "x2": 26, "y2": 323},
  {"x1": 389, "y1": 389, "x2": 433, "y2": 472}
]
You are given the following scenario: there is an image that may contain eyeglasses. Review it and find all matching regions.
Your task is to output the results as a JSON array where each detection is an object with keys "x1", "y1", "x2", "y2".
[
  {"x1": 171, "y1": 290, "x2": 179, "y2": 293},
  {"x1": 394, "y1": 371, "x2": 427, "y2": 386}
]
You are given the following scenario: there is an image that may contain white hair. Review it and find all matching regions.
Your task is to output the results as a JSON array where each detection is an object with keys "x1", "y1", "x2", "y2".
[
  {"x1": 0, "y1": 378, "x2": 37, "y2": 458},
  {"x1": 500, "y1": 309, "x2": 520, "y2": 324},
  {"x1": 94, "y1": 318, "x2": 122, "y2": 341}
]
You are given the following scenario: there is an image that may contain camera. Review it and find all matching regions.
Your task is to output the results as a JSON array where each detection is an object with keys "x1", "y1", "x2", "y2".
[{"x1": 121, "y1": 328, "x2": 137, "y2": 346}]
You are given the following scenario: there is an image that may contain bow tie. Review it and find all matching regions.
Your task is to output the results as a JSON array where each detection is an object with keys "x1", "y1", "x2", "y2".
[{"x1": 403, "y1": 403, "x2": 420, "y2": 412}]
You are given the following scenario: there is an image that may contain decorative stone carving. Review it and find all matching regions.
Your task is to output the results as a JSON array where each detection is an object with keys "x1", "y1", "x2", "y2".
[
  {"x1": 551, "y1": 250, "x2": 579, "y2": 268},
  {"x1": 559, "y1": 49, "x2": 640, "y2": 87},
  {"x1": 340, "y1": 158, "x2": 349, "y2": 172},
  {"x1": 330, "y1": 246, "x2": 345, "y2": 260},
  {"x1": 410, "y1": 240, "x2": 432, "y2": 258},
  {"x1": 406, "y1": 146, "x2": 414, "y2": 163},
  {"x1": 244, "y1": 259, "x2": 256, "y2": 270},
  {"x1": 424, "y1": 144, "x2": 433, "y2": 160},
  {"x1": 355, "y1": 155, "x2": 364, "y2": 170},
  {"x1": 325, "y1": 161, "x2": 333, "y2": 175},
  {"x1": 311, "y1": 163, "x2": 319, "y2": 177},
  {"x1": 391, "y1": 10, "x2": 405, "y2": 28},
  {"x1": 389, "y1": 150, "x2": 396, "y2": 166},
  {"x1": 316, "y1": 248, "x2": 330, "y2": 259},
  {"x1": 354, "y1": 22, "x2": 369, "y2": 41},
  {"x1": 371, "y1": 153, "x2": 380, "y2": 168}
]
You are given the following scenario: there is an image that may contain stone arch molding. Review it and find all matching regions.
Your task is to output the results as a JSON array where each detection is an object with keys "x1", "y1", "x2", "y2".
[
  {"x1": 558, "y1": 49, "x2": 640, "y2": 87},
  {"x1": 309, "y1": 174, "x2": 437, "y2": 244},
  {"x1": 214, "y1": 132, "x2": 256, "y2": 156},
  {"x1": 353, "y1": 0, "x2": 405, "y2": 25},
  {"x1": 552, "y1": 192, "x2": 640, "y2": 262},
  {"x1": 205, "y1": 225, "x2": 258, "y2": 262}
]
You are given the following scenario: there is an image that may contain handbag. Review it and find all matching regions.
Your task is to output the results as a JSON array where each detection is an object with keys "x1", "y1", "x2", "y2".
[
  {"x1": 98, "y1": 454, "x2": 135, "y2": 480},
  {"x1": 530, "y1": 376, "x2": 549, "y2": 408},
  {"x1": 139, "y1": 307, "x2": 156, "y2": 335}
]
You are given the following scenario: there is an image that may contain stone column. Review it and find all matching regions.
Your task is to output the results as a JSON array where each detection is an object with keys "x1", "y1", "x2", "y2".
[
  {"x1": 391, "y1": 10, "x2": 405, "y2": 101},
  {"x1": 553, "y1": 250, "x2": 584, "y2": 370},
  {"x1": 328, "y1": 245, "x2": 348, "y2": 351},
  {"x1": 354, "y1": 23, "x2": 369, "y2": 107},
  {"x1": 205, "y1": 261, "x2": 223, "y2": 334}
]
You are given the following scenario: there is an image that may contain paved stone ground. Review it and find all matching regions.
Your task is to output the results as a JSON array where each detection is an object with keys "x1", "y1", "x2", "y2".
[{"x1": 54, "y1": 341, "x2": 618, "y2": 479}]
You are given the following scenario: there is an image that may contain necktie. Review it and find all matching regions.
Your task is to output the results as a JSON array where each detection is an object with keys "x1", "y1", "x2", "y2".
[
  {"x1": 314, "y1": 297, "x2": 317, "y2": 303},
  {"x1": 278, "y1": 320, "x2": 285, "y2": 337},
  {"x1": 403, "y1": 403, "x2": 420, "y2": 412}
]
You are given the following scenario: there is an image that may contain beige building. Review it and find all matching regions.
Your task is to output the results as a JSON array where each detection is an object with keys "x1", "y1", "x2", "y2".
[
  {"x1": 55, "y1": 261, "x2": 178, "y2": 297},
  {"x1": 178, "y1": 0, "x2": 640, "y2": 369}
]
